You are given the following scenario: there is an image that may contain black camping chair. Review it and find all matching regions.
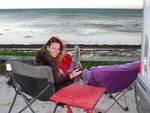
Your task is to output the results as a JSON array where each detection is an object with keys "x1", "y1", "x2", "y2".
[{"x1": 6, "y1": 60, "x2": 56, "y2": 113}]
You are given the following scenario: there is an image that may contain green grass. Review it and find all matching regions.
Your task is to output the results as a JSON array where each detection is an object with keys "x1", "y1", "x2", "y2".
[
  {"x1": 0, "y1": 50, "x2": 130, "y2": 75},
  {"x1": 0, "y1": 50, "x2": 36, "y2": 56},
  {"x1": 0, "y1": 61, "x2": 6, "y2": 75},
  {"x1": 81, "y1": 61, "x2": 129, "y2": 69},
  {"x1": 0, "y1": 50, "x2": 36, "y2": 74},
  {"x1": 0, "y1": 49, "x2": 138, "y2": 57}
]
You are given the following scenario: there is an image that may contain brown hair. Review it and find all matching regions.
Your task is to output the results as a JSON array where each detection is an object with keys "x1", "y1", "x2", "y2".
[{"x1": 42, "y1": 36, "x2": 65, "y2": 62}]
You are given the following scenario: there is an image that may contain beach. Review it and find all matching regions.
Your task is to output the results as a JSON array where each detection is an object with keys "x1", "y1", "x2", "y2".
[
  {"x1": 0, "y1": 8, "x2": 142, "y2": 113},
  {"x1": 0, "y1": 9, "x2": 142, "y2": 45},
  {"x1": 0, "y1": 75, "x2": 138, "y2": 113},
  {"x1": 0, "y1": 30, "x2": 142, "y2": 45}
]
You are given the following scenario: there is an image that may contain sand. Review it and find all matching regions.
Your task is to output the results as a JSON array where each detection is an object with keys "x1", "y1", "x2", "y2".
[
  {"x1": 0, "y1": 76, "x2": 138, "y2": 113},
  {"x1": 0, "y1": 26, "x2": 141, "y2": 45}
]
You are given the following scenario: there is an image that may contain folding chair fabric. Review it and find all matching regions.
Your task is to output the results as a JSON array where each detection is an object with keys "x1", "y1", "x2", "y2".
[
  {"x1": 7, "y1": 61, "x2": 55, "y2": 113},
  {"x1": 88, "y1": 61, "x2": 138, "y2": 93},
  {"x1": 8, "y1": 61, "x2": 55, "y2": 100},
  {"x1": 9, "y1": 61, "x2": 54, "y2": 82},
  {"x1": 84, "y1": 61, "x2": 139, "y2": 112}
]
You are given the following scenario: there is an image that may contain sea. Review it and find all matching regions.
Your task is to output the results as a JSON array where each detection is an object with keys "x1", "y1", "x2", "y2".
[{"x1": 0, "y1": 8, "x2": 143, "y2": 45}]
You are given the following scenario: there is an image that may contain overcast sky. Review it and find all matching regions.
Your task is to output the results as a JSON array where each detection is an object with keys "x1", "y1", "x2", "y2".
[{"x1": 0, "y1": 0, "x2": 143, "y2": 9}]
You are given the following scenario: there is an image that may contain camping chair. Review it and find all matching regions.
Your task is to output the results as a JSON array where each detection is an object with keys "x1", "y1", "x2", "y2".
[
  {"x1": 85, "y1": 62, "x2": 138, "y2": 113},
  {"x1": 6, "y1": 60, "x2": 55, "y2": 113}
]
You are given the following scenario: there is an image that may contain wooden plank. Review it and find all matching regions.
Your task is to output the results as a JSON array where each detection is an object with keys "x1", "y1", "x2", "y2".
[
  {"x1": 80, "y1": 56, "x2": 140, "y2": 62},
  {"x1": 0, "y1": 55, "x2": 139, "y2": 62},
  {"x1": 0, "y1": 56, "x2": 35, "y2": 61}
]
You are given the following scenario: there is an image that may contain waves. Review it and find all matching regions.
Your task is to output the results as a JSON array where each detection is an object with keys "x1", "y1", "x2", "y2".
[
  {"x1": 0, "y1": 9, "x2": 142, "y2": 32},
  {"x1": 0, "y1": 8, "x2": 143, "y2": 45},
  {"x1": 16, "y1": 18, "x2": 142, "y2": 35}
]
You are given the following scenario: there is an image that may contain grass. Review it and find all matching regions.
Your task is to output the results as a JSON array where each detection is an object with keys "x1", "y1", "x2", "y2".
[
  {"x1": 0, "y1": 49, "x2": 139, "y2": 57},
  {"x1": 0, "y1": 50, "x2": 36, "y2": 74},
  {"x1": 0, "y1": 49, "x2": 131, "y2": 75},
  {"x1": 81, "y1": 61, "x2": 129, "y2": 69},
  {"x1": 0, "y1": 50, "x2": 36, "y2": 56},
  {"x1": 0, "y1": 61, "x2": 5, "y2": 75}
]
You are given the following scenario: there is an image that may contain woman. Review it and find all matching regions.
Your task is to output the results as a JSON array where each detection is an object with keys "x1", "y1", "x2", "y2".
[{"x1": 35, "y1": 36, "x2": 82, "y2": 91}]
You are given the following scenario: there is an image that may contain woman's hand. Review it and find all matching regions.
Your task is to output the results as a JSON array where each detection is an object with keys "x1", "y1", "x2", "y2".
[
  {"x1": 59, "y1": 68, "x2": 65, "y2": 75},
  {"x1": 69, "y1": 68, "x2": 82, "y2": 79}
]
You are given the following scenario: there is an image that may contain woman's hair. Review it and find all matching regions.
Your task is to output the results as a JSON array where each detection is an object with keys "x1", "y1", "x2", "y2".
[{"x1": 42, "y1": 36, "x2": 65, "y2": 62}]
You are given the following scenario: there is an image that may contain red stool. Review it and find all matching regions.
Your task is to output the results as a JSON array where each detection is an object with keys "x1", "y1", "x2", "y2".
[{"x1": 49, "y1": 83, "x2": 106, "y2": 113}]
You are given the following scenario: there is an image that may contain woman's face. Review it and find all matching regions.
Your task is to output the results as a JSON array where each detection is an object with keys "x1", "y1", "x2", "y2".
[{"x1": 47, "y1": 42, "x2": 60, "y2": 58}]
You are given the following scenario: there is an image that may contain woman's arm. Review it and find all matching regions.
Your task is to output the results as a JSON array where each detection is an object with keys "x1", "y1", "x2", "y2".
[{"x1": 35, "y1": 49, "x2": 82, "y2": 90}]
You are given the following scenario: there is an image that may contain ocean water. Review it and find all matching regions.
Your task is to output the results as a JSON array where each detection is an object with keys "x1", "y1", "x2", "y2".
[{"x1": 0, "y1": 8, "x2": 143, "y2": 45}]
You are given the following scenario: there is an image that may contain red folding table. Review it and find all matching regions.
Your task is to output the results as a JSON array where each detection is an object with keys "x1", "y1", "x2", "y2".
[{"x1": 49, "y1": 83, "x2": 106, "y2": 113}]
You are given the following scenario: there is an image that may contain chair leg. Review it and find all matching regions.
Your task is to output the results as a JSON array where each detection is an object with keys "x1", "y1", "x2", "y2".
[
  {"x1": 53, "y1": 105, "x2": 58, "y2": 113},
  {"x1": 113, "y1": 90, "x2": 129, "y2": 111},
  {"x1": 8, "y1": 93, "x2": 18, "y2": 113},
  {"x1": 53, "y1": 103, "x2": 65, "y2": 113},
  {"x1": 123, "y1": 90, "x2": 129, "y2": 111},
  {"x1": 111, "y1": 93, "x2": 128, "y2": 110},
  {"x1": 18, "y1": 84, "x2": 51, "y2": 113},
  {"x1": 104, "y1": 91, "x2": 129, "y2": 113},
  {"x1": 18, "y1": 93, "x2": 35, "y2": 113},
  {"x1": 9, "y1": 91, "x2": 35, "y2": 113},
  {"x1": 66, "y1": 105, "x2": 73, "y2": 113}
]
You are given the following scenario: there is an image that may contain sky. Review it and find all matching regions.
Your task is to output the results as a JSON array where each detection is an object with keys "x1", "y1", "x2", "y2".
[{"x1": 0, "y1": 0, "x2": 143, "y2": 9}]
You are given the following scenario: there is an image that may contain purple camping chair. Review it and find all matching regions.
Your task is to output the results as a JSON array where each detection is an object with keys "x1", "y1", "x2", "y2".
[{"x1": 82, "y1": 61, "x2": 139, "y2": 113}]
